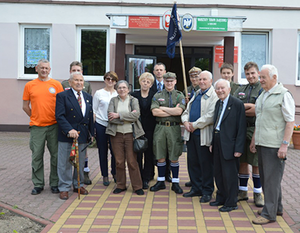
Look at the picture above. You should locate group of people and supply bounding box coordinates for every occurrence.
[22,59,295,226]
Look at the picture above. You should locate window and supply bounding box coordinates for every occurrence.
[20,25,51,78]
[297,33,300,85]
[241,32,269,79]
[77,27,109,81]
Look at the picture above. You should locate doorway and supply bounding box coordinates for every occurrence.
[135,46,213,91]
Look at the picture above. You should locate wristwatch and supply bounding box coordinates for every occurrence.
[282,140,289,145]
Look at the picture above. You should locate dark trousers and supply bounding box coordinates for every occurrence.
[110,133,142,191]
[95,122,116,177]
[187,133,214,195]
[137,129,155,182]
[257,146,284,221]
[213,133,239,207]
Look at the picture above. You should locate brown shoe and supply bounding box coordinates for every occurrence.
[60,191,69,200]
[252,216,275,225]
[257,209,283,216]
[73,187,89,195]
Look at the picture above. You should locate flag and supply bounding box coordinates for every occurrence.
[166,3,182,59]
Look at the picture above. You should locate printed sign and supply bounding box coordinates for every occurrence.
[214,45,238,64]
[197,17,228,31]
[129,16,160,29]
[162,10,171,31]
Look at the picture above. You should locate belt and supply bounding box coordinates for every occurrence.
[214,130,220,134]
[157,121,179,127]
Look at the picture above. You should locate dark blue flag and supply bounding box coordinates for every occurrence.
[166,3,182,59]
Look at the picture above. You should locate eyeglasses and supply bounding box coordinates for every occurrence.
[105,77,115,82]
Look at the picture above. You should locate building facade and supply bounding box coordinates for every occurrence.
[0,0,300,130]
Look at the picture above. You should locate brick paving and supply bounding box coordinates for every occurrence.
[0,131,299,232]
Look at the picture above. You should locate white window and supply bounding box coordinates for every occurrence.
[241,32,269,79]
[297,33,300,85]
[19,25,51,79]
[77,26,110,81]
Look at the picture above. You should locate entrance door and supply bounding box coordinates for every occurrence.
[135,46,213,91]
[125,55,156,91]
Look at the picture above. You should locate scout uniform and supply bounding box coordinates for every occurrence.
[234,81,264,206]
[150,72,186,194]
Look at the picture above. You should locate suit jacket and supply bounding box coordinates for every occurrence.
[55,89,94,143]
[212,95,246,160]
[150,79,164,94]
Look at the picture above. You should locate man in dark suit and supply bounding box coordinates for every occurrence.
[209,79,246,212]
[55,72,94,200]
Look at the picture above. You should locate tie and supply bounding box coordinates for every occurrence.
[77,92,82,108]
[247,86,253,103]
[169,92,173,107]
[214,101,223,129]
[158,82,162,92]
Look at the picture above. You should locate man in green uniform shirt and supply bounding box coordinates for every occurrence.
[220,62,240,95]
[233,62,264,207]
[150,72,186,194]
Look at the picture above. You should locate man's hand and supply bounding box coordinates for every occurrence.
[189,122,195,133]
[234,152,242,158]
[277,145,288,159]
[68,129,79,139]
[209,145,213,153]
[183,121,191,132]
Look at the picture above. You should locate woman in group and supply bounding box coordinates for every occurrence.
[93,71,118,186]
[131,72,156,189]
[106,80,144,195]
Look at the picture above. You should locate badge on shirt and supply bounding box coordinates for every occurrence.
[49,87,56,94]
[158,98,165,102]
[238,92,245,96]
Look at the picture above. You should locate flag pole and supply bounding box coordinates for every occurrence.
[179,40,188,98]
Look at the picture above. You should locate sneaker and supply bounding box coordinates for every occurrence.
[252,216,275,225]
[238,190,248,201]
[254,193,264,207]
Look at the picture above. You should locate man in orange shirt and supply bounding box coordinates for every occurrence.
[23,59,64,195]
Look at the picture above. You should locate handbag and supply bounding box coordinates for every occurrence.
[132,123,148,153]
[129,98,148,153]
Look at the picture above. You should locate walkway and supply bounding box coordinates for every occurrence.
[0,132,299,232]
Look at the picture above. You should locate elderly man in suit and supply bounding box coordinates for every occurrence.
[209,79,246,212]
[55,72,94,200]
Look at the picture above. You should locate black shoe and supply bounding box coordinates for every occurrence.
[171,183,183,194]
[150,181,166,192]
[183,190,202,198]
[209,201,224,206]
[51,186,59,194]
[185,181,192,187]
[219,205,238,212]
[143,181,149,189]
[135,189,144,195]
[31,187,44,195]
[200,195,212,203]
[113,188,127,194]
[165,175,172,183]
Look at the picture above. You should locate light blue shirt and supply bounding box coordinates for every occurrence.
[216,95,230,131]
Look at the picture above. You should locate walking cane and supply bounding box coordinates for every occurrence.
[74,132,80,200]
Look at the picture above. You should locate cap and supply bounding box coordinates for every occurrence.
[163,72,177,80]
[189,67,202,74]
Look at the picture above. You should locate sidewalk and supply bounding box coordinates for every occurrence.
[0,131,299,232]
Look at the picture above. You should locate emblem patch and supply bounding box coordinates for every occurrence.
[49,87,56,94]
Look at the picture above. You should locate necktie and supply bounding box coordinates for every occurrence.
[247,86,253,103]
[158,82,162,92]
[77,92,82,108]
[169,92,173,107]
[214,101,223,128]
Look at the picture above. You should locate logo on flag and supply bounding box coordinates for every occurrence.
[166,3,182,59]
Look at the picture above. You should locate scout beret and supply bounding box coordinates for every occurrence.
[163,72,177,79]
[189,66,202,74]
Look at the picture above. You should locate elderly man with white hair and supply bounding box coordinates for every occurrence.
[181,71,218,203]
[250,64,295,225]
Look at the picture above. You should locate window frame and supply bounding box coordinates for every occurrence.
[296,33,300,86]
[76,26,110,81]
[240,31,270,84]
[19,24,52,80]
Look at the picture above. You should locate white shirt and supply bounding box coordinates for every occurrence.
[216,95,230,131]
[93,88,117,127]
[72,89,86,117]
